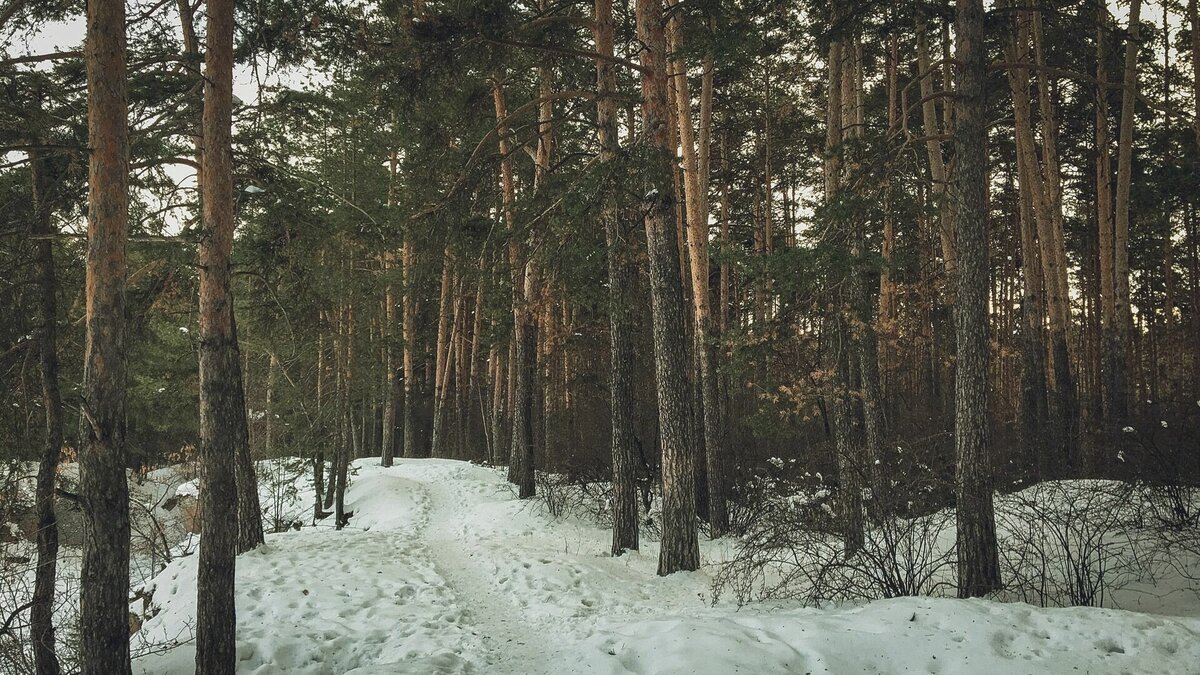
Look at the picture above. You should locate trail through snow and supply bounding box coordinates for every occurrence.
[133,458,1200,675]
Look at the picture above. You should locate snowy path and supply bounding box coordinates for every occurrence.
[414,461,564,674]
[132,458,1200,675]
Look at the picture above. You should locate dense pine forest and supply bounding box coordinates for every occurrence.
[2,0,1200,672]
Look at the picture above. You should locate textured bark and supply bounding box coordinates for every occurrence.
[1004,3,1077,472]
[1094,0,1123,421]
[462,280,482,459]
[508,263,538,499]
[666,3,727,537]
[233,314,265,553]
[314,332,327,519]
[382,154,399,467]
[431,248,453,457]
[951,0,1001,598]
[492,345,508,465]
[1031,10,1079,469]
[1190,0,1200,396]
[1112,0,1142,419]
[917,21,957,276]
[840,35,885,508]
[822,15,865,553]
[401,237,421,458]
[30,145,62,675]
[1017,168,1049,476]
[879,34,899,358]
[831,322,864,554]
[637,0,699,576]
[595,0,639,555]
[196,0,242,667]
[78,0,132,671]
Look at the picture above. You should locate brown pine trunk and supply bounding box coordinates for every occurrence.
[823,14,865,554]
[233,313,264,552]
[430,248,453,457]
[596,0,639,554]
[1017,163,1049,476]
[917,20,957,276]
[667,3,727,536]
[509,263,538,498]
[1112,0,1142,419]
[952,0,1001,598]
[196,0,249,666]
[1005,3,1077,472]
[78,0,132,671]
[879,34,899,372]
[30,143,63,675]
[1190,0,1200,395]
[1095,0,1123,420]
[1031,8,1079,468]
[490,343,507,465]
[382,152,399,467]
[314,329,327,518]
[637,0,699,575]
[401,237,421,458]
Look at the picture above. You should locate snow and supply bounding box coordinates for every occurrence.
[129,458,1200,675]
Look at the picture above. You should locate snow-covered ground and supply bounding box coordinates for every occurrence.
[129,458,1200,675]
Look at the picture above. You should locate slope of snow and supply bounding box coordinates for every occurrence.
[131,458,1200,674]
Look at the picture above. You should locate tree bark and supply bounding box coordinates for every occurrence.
[666,1,727,537]
[431,247,453,457]
[30,143,63,675]
[637,0,699,576]
[196,0,245,667]
[1003,2,1077,473]
[1112,0,1142,420]
[233,313,264,553]
[917,20,957,276]
[401,236,421,458]
[78,0,132,671]
[509,263,538,498]
[595,0,639,555]
[952,0,1002,598]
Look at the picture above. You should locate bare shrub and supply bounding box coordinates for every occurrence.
[714,461,955,606]
[996,480,1163,608]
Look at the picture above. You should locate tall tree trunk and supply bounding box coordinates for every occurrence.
[823,14,865,554]
[1017,165,1049,477]
[382,151,399,467]
[1031,8,1079,470]
[666,2,727,537]
[917,20,957,276]
[30,143,63,675]
[952,0,1002,598]
[233,313,264,552]
[1005,3,1077,473]
[431,248,453,457]
[314,330,327,519]
[637,0,699,575]
[1095,0,1124,420]
[196,0,247,667]
[1112,0,1142,419]
[595,0,639,555]
[78,0,132,671]
[401,237,420,458]
[509,263,538,498]
[1189,0,1200,395]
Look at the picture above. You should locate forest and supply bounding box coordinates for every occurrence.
[2,0,1200,672]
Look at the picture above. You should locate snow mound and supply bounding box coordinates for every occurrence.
[574,597,1200,675]
[130,458,1200,674]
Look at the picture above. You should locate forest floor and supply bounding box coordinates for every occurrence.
[123,458,1200,674]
